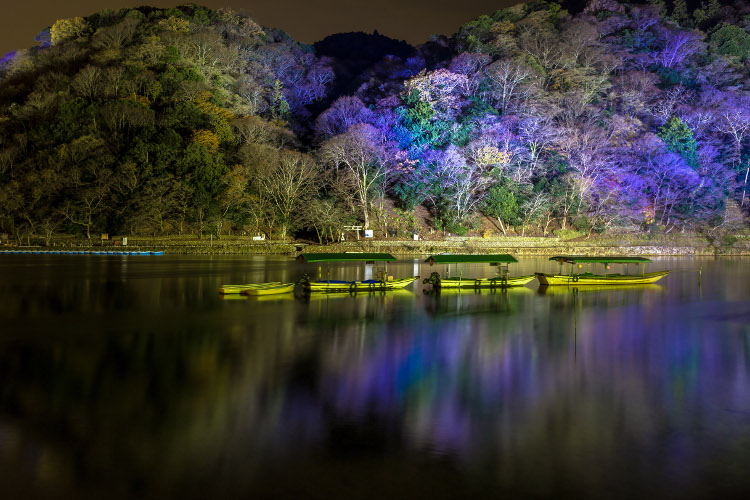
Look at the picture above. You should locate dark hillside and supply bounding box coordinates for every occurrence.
[314,31,416,96]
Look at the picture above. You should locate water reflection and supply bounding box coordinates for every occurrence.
[423,287,533,317]
[0,256,749,498]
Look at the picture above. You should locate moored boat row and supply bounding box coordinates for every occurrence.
[218,253,672,296]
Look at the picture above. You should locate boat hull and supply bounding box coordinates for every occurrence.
[535,271,670,286]
[241,283,295,296]
[305,276,419,293]
[436,275,536,288]
[219,282,282,294]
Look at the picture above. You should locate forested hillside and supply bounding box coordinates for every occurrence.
[1,1,750,243]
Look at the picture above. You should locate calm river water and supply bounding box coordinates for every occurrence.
[1,255,749,499]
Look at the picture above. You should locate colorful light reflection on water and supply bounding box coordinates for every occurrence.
[0,256,749,499]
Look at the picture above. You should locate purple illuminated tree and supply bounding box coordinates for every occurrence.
[656,27,702,69]
[422,146,489,223]
[313,96,375,139]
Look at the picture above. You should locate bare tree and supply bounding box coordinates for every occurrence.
[483,59,535,114]
[320,124,387,229]
[255,151,318,240]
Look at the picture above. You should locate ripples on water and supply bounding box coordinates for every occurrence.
[1,255,749,499]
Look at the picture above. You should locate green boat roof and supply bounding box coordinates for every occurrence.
[297,252,397,263]
[549,255,652,264]
[425,254,518,264]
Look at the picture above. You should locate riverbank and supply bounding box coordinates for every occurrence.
[5,231,750,256]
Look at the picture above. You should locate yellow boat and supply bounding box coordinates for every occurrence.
[240,283,295,296]
[432,275,537,288]
[304,276,419,293]
[297,252,419,293]
[423,254,535,289]
[218,282,282,294]
[535,256,671,286]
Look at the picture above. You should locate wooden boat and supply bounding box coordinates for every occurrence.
[297,252,418,293]
[241,283,295,296]
[422,254,535,289]
[218,282,282,294]
[535,256,671,286]
[305,276,419,293]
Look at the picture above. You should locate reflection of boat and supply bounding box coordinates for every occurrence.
[423,254,535,289]
[218,293,249,301]
[297,253,418,293]
[537,284,664,295]
[247,292,297,302]
[219,282,283,294]
[535,256,671,286]
[304,288,416,302]
[423,286,531,317]
[424,285,535,297]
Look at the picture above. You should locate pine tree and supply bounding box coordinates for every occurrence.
[671,0,691,27]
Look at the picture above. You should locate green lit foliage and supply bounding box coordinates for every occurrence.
[158,16,190,33]
[481,181,520,235]
[457,15,495,52]
[50,17,92,45]
[270,79,290,123]
[659,117,698,167]
[710,25,750,62]
[693,0,721,27]
[398,89,442,147]
[0,4,323,239]
[652,64,696,88]
[177,143,226,207]
[398,68,470,149]
[622,29,657,53]
[670,0,692,27]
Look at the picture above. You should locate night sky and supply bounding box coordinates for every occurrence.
[1,0,520,56]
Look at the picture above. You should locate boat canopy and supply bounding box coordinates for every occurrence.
[297,252,397,263]
[425,254,518,265]
[549,255,652,264]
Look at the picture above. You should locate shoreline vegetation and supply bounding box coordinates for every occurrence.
[3,230,750,256]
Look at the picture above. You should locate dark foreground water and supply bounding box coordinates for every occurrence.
[1,255,749,499]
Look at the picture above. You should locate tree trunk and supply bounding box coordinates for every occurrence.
[544,214,553,236]
[497,218,507,236]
